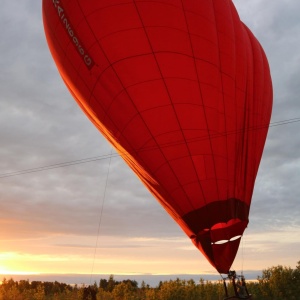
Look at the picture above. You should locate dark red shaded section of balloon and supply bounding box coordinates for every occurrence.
[182,198,249,273]
[42,0,273,273]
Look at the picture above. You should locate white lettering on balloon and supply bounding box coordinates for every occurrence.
[51,0,94,70]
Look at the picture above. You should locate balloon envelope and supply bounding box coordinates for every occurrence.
[43,0,272,273]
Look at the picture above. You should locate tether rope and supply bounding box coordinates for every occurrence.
[89,149,113,285]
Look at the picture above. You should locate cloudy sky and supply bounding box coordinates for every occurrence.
[0,0,299,281]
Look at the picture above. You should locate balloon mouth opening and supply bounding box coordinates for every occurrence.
[212,235,242,245]
[210,218,244,245]
[191,218,247,246]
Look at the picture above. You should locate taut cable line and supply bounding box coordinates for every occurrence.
[1,117,299,179]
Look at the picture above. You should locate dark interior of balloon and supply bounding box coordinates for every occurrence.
[42,0,273,274]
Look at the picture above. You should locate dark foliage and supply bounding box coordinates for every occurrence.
[1,261,299,300]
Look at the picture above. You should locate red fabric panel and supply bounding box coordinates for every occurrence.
[43,0,273,273]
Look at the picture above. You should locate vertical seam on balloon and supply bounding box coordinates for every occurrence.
[247,30,257,197]
[214,1,237,211]
[230,6,247,217]
[177,1,209,212]
[132,0,196,213]
[228,3,238,207]
[211,1,228,206]
[234,24,249,212]
[228,1,239,219]
[241,26,251,210]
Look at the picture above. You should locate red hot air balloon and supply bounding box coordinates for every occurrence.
[42,0,272,274]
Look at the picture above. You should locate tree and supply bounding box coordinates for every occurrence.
[258,264,296,299]
[33,283,45,300]
[107,275,118,293]
[157,278,190,300]
[112,281,138,300]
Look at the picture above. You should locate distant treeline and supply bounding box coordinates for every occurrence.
[1,261,300,300]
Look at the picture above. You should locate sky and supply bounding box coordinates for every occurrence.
[0,0,299,283]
